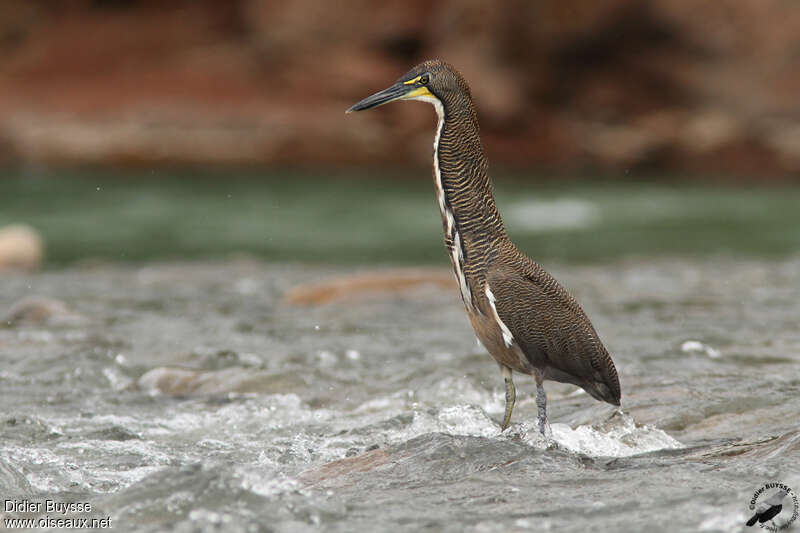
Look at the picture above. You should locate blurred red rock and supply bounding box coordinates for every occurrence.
[0,0,798,177]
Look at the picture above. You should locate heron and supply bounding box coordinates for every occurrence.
[347,59,621,434]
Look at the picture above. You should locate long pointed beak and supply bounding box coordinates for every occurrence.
[346,82,410,113]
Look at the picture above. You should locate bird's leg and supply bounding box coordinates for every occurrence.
[534,372,549,436]
[500,365,515,430]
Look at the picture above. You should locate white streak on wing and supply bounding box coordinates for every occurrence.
[485,284,514,347]
[410,93,473,312]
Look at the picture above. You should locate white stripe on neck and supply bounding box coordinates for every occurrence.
[410,94,473,312]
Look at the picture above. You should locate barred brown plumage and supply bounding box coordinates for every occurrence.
[348,59,621,434]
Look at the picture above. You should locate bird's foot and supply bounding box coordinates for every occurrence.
[537,415,552,438]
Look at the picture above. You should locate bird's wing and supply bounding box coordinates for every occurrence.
[486,263,620,404]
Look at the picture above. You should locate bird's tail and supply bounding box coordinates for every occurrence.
[746,514,759,527]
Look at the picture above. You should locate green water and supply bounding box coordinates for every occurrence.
[2,168,799,265]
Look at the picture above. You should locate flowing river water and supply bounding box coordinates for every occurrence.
[1,255,798,532]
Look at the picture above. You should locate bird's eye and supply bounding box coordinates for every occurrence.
[419,75,430,85]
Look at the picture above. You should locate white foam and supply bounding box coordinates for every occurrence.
[681,340,722,358]
[417,376,501,415]
[352,394,403,414]
[403,405,500,440]
[315,350,338,366]
[188,508,235,526]
[538,412,683,457]
[0,446,68,492]
[697,507,747,531]
[102,366,134,391]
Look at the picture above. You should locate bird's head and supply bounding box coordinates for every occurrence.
[346,59,468,114]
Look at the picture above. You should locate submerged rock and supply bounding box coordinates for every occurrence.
[283,268,454,306]
[0,224,44,271]
[138,366,301,396]
[0,457,34,498]
[298,448,390,486]
[2,296,84,327]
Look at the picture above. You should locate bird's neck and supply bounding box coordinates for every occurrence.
[430,95,506,311]
[433,97,505,241]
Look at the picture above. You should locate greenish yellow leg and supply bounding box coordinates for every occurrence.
[501,366,515,430]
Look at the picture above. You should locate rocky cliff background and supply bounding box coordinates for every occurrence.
[1,0,799,178]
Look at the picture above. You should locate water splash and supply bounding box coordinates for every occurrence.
[545,411,682,457]
[681,340,722,358]
[403,405,500,440]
